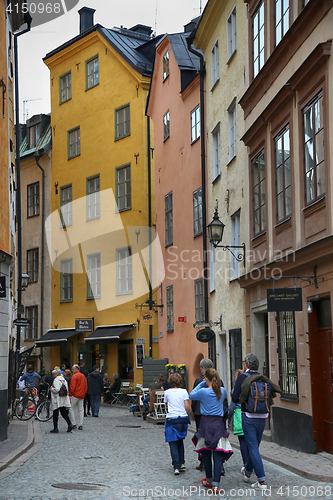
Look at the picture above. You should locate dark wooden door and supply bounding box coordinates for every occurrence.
[308,298,333,453]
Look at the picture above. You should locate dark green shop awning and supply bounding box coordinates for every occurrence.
[85,324,135,344]
[35,328,77,348]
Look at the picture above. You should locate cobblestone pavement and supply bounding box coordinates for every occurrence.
[1,406,333,500]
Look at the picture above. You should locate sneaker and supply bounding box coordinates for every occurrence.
[251,481,268,490]
[78,426,83,430]
[212,487,219,494]
[174,468,180,476]
[201,478,213,488]
[242,468,251,482]
[71,424,77,429]
[67,424,73,432]
[180,464,186,472]
[50,429,59,433]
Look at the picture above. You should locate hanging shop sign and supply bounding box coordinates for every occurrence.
[140,310,154,325]
[0,276,6,298]
[75,319,93,332]
[267,288,303,312]
[196,327,215,343]
[13,318,30,326]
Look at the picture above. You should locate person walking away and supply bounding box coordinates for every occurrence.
[164,373,194,476]
[79,361,90,416]
[192,358,214,471]
[189,368,233,494]
[21,364,41,389]
[88,365,104,417]
[69,364,87,430]
[228,369,248,471]
[232,353,281,491]
[50,368,73,433]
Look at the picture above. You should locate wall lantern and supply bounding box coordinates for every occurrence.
[207,207,246,265]
[306,294,320,314]
[21,272,30,291]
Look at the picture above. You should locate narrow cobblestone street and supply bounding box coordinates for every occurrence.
[1,406,333,500]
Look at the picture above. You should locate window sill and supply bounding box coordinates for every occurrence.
[226,154,236,167]
[86,215,101,222]
[165,242,173,248]
[226,49,237,65]
[194,231,202,238]
[68,154,80,161]
[163,74,169,83]
[117,206,132,213]
[210,78,220,92]
[115,132,131,142]
[163,135,170,143]
[302,195,326,216]
[212,173,221,184]
[85,83,99,92]
[191,136,200,146]
[167,329,174,333]
[274,216,292,235]
[116,291,133,296]
[60,97,72,105]
[209,288,215,294]
[60,299,73,303]
[27,214,40,219]
[87,295,101,300]
[279,395,299,403]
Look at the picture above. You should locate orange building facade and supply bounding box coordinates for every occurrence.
[147,26,209,390]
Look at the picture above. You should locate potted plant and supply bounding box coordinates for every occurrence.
[177,364,186,374]
[165,363,176,373]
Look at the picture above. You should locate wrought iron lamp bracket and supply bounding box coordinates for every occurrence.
[212,242,246,266]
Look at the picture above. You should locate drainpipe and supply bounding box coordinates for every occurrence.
[14,13,32,383]
[187,35,216,367]
[34,150,44,370]
[147,115,153,358]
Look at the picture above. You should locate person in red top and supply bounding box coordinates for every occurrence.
[68,364,87,430]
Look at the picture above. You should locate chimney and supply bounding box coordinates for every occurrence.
[79,7,96,34]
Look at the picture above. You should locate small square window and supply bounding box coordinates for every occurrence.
[115,104,130,140]
[86,55,99,89]
[60,71,71,104]
[163,110,170,141]
[68,127,80,159]
[191,105,200,143]
[163,49,169,80]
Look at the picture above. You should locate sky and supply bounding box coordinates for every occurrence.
[18,0,208,123]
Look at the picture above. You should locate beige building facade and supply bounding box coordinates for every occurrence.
[193,0,249,394]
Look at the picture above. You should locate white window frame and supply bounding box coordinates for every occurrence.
[193,187,202,236]
[275,0,289,46]
[116,247,133,295]
[191,105,200,143]
[211,38,220,88]
[194,278,204,323]
[60,184,72,227]
[86,174,100,221]
[86,55,99,89]
[87,253,101,299]
[228,98,237,163]
[212,123,221,180]
[61,258,73,302]
[163,110,170,141]
[253,0,265,78]
[230,211,241,280]
[60,71,71,104]
[227,5,237,61]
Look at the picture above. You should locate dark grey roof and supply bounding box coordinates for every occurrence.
[168,32,200,72]
[44,24,163,78]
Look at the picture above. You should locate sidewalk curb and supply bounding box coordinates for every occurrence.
[0,420,34,472]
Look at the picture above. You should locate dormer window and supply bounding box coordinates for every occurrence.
[163,49,169,80]
[28,124,40,148]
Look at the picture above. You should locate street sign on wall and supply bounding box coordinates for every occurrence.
[75,319,93,332]
[267,288,303,312]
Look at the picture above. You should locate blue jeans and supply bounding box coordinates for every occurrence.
[238,434,249,466]
[242,414,266,482]
[169,440,184,469]
[201,449,223,487]
[143,396,150,411]
[90,395,101,416]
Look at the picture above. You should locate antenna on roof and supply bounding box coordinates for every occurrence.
[200,0,202,14]
[154,0,158,36]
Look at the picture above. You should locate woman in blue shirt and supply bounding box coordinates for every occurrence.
[189,368,233,494]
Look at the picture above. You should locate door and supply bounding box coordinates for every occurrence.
[308,297,333,453]
[77,342,95,372]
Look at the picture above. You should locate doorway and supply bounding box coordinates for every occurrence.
[77,343,96,372]
[308,296,333,453]
[251,311,269,379]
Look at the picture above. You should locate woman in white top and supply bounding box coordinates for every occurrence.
[164,372,194,475]
[50,368,73,433]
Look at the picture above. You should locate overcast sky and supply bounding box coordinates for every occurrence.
[18,0,208,123]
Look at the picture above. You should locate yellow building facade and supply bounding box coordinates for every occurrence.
[41,9,160,385]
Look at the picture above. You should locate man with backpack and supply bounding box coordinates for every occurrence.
[232,353,281,491]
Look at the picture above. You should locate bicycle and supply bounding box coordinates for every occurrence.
[35,383,52,422]
[14,384,37,420]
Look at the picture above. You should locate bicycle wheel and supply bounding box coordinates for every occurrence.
[36,400,52,422]
[15,397,36,420]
